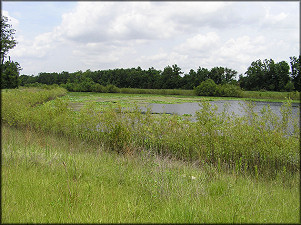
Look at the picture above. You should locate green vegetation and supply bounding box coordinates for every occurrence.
[2,124,299,223]
[21,82,301,102]
[18,56,300,92]
[242,90,300,101]
[240,57,300,92]
[2,87,299,175]
[1,87,300,223]
[1,16,22,89]
[120,87,195,96]
[194,79,243,97]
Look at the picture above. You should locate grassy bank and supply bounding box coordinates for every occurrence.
[242,90,300,101]
[120,88,300,101]
[2,88,300,176]
[2,124,299,223]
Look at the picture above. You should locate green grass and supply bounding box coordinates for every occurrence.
[242,90,300,101]
[2,88,300,176]
[1,87,300,222]
[64,90,300,105]
[2,124,299,223]
[119,87,300,101]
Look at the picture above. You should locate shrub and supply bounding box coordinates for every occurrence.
[194,79,217,96]
[106,84,120,93]
[216,84,243,97]
[92,83,107,93]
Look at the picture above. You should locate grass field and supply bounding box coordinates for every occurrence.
[1,87,300,223]
[2,124,299,223]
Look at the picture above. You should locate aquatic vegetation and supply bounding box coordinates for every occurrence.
[1,88,300,177]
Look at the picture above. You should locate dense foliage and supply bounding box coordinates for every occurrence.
[18,56,300,93]
[195,79,243,97]
[239,57,300,92]
[194,79,217,96]
[1,60,22,89]
[19,65,239,91]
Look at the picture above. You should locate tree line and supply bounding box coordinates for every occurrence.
[239,57,300,92]
[18,56,300,92]
[19,65,240,92]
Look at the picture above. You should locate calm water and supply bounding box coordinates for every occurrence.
[141,100,300,120]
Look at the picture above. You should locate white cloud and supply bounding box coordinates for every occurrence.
[175,32,220,53]
[56,2,180,43]
[3,1,299,76]
[10,31,60,59]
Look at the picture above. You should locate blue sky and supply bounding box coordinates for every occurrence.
[2,1,299,76]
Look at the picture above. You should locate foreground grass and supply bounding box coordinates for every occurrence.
[2,124,299,223]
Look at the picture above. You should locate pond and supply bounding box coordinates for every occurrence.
[140,100,300,120]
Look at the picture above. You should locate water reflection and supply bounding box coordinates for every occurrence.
[141,100,300,119]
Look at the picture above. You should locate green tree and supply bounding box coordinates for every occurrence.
[284,80,295,92]
[274,61,290,91]
[1,16,17,64]
[1,60,21,88]
[208,67,237,85]
[243,59,265,90]
[1,16,22,89]
[241,59,290,91]
[161,64,183,89]
[209,67,224,84]
[290,56,300,91]
[196,67,210,86]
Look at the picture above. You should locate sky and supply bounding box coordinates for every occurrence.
[2,1,300,78]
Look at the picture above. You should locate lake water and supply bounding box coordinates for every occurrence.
[140,100,300,120]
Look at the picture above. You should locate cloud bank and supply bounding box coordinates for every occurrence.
[4,1,299,76]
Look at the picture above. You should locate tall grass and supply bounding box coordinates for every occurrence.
[2,124,299,223]
[1,87,299,177]
[1,87,66,127]
[242,90,300,100]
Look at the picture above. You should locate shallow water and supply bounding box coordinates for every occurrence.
[141,100,300,119]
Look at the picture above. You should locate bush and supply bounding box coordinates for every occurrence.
[106,84,120,93]
[194,79,217,96]
[92,83,107,93]
[195,79,242,97]
[216,84,243,97]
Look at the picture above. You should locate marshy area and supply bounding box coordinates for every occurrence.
[1,87,300,223]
